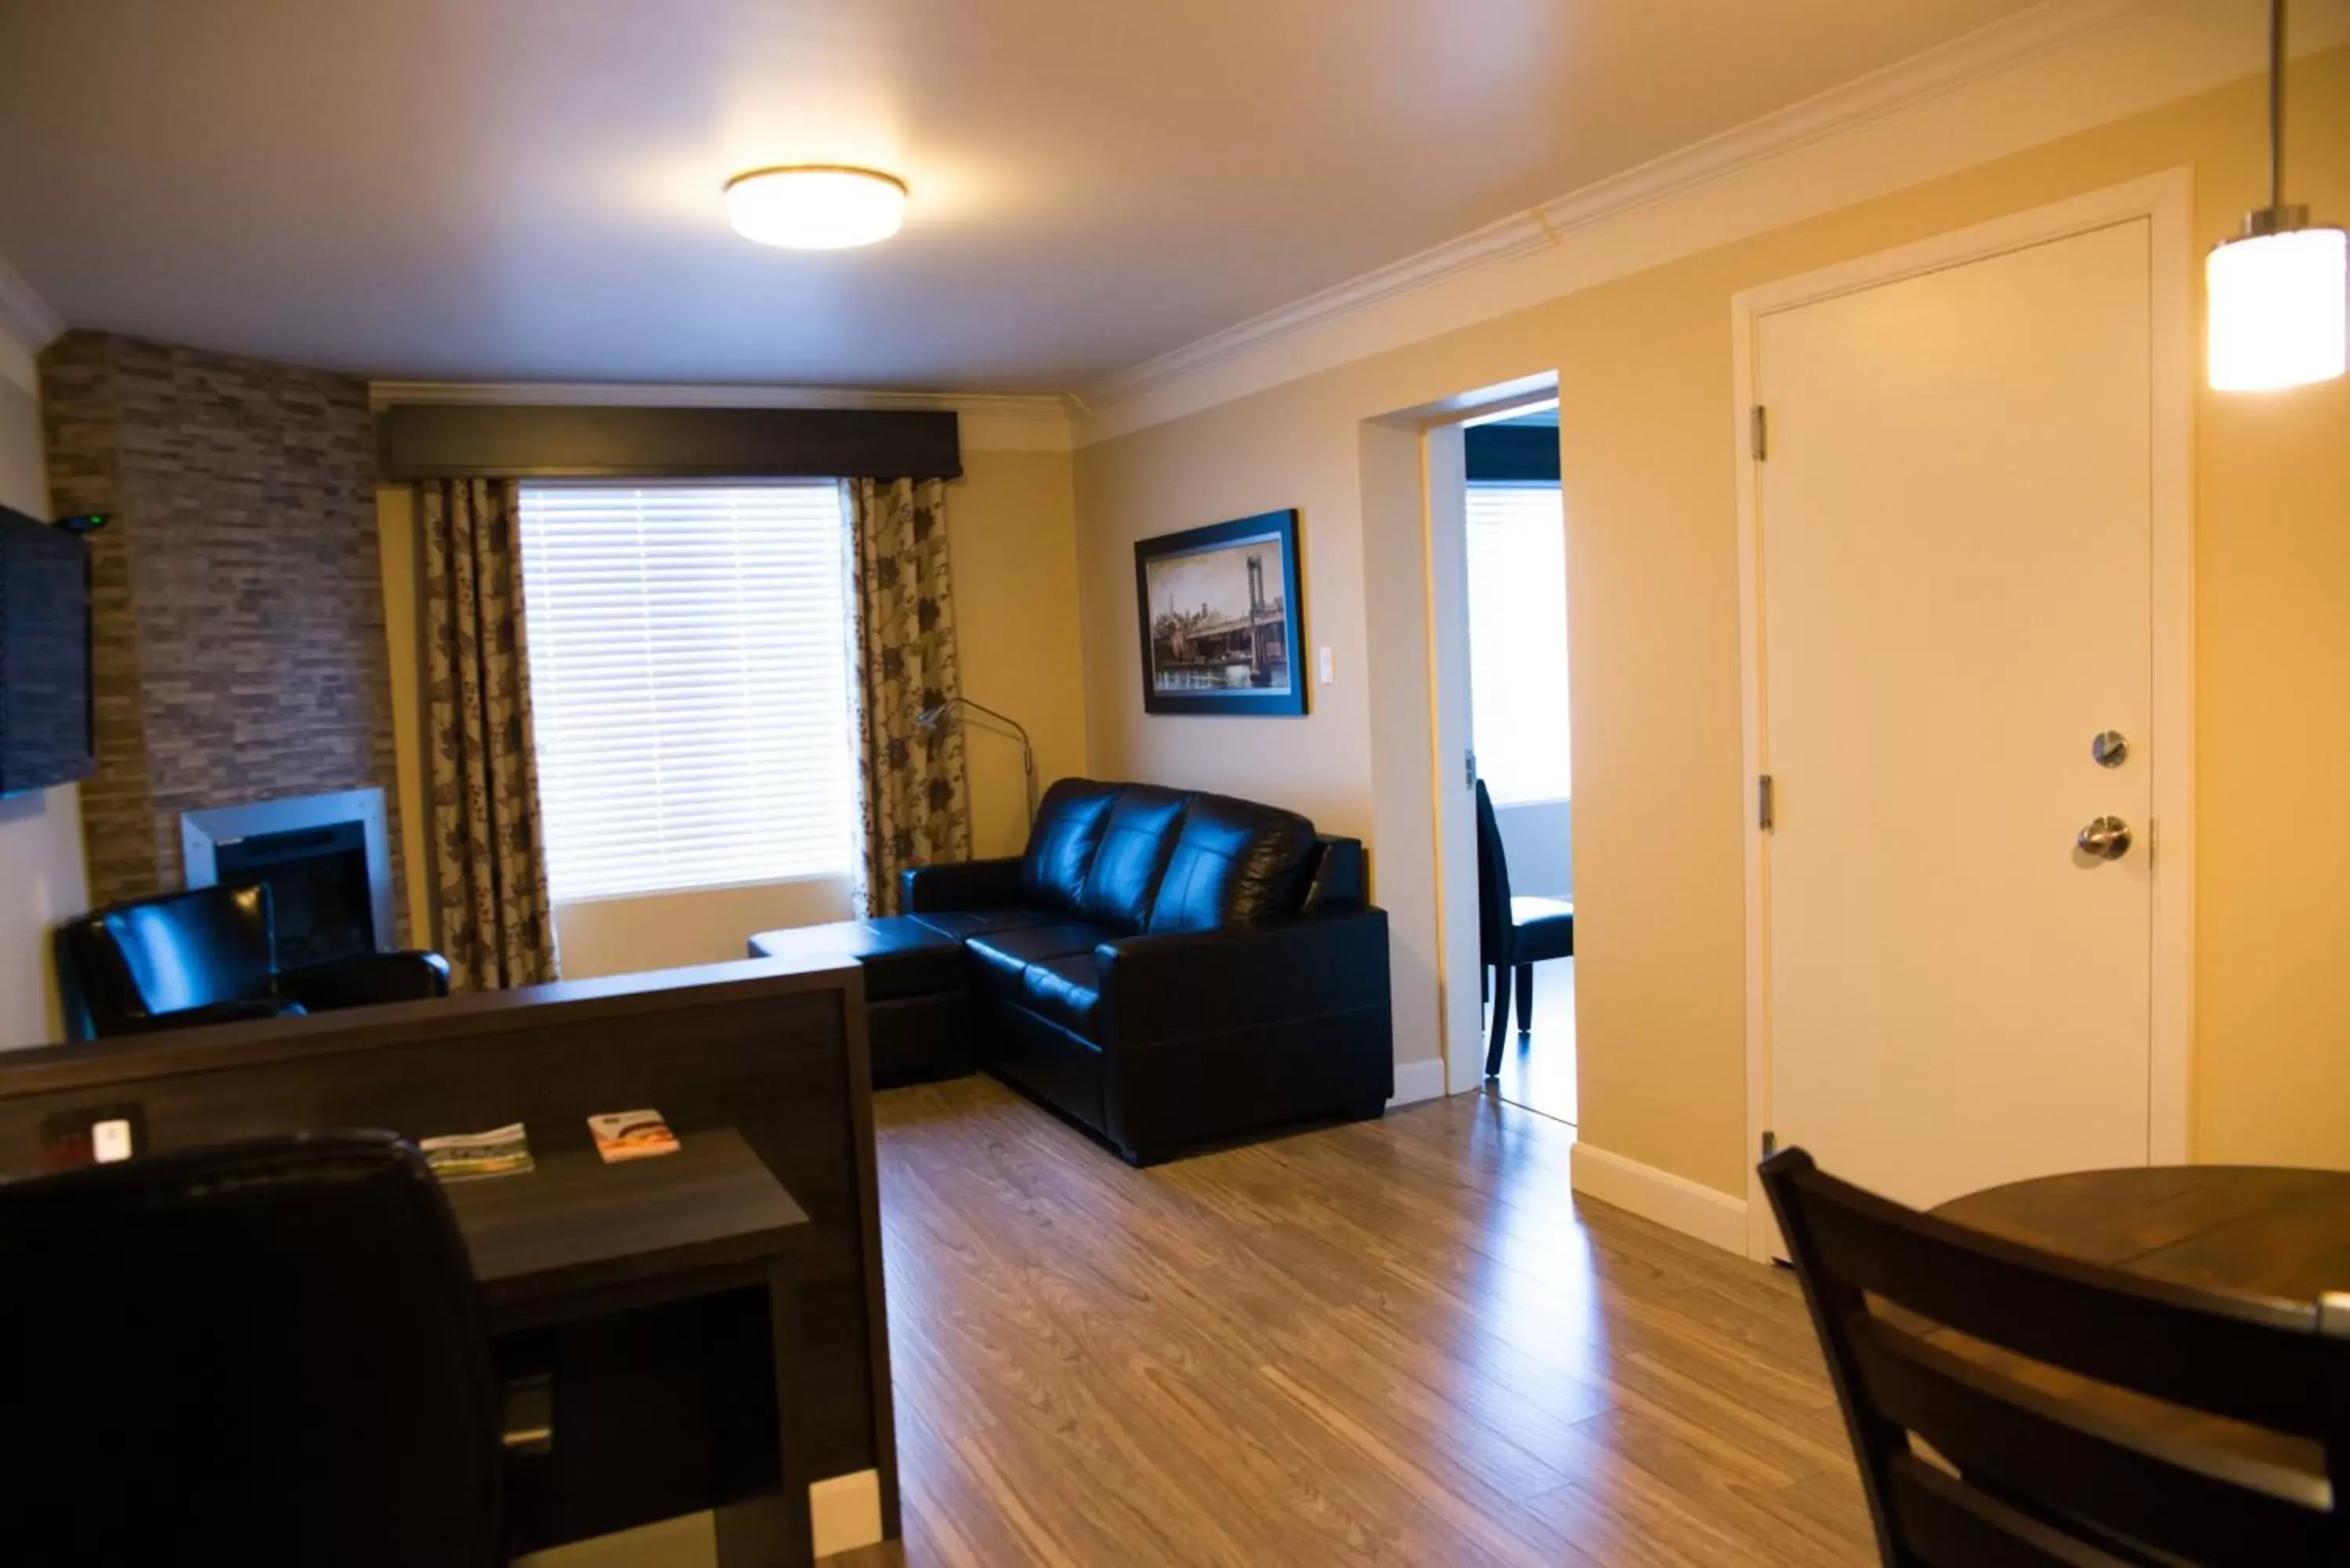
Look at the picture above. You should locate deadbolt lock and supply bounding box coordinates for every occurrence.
[2091,730,2128,768]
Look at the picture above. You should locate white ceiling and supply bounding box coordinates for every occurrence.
[0,0,2046,392]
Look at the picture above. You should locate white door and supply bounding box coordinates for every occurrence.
[1755,219,2157,1220]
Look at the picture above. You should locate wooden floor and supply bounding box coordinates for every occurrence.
[1491,958,1578,1127]
[837,1075,1874,1566]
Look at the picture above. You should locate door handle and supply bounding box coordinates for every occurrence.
[2077,816,2131,861]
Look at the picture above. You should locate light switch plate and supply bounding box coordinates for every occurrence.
[1317,647,1335,685]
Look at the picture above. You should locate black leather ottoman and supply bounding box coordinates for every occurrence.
[747,916,976,1089]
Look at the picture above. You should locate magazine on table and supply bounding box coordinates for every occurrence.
[589,1108,681,1163]
[418,1122,534,1182]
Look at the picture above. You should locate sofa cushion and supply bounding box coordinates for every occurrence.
[1020,779,1123,915]
[1146,793,1319,933]
[907,906,1058,944]
[1077,786,1188,930]
[746,916,964,1003]
[1022,952,1104,1039]
[964,922,1119,1001]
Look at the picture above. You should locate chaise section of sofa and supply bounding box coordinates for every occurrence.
[902,778,1393,1164]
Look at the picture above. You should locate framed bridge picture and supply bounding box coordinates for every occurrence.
[1133,509,1307,717]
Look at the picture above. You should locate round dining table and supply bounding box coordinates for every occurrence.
[1932,1164,2350,1300]
[1924,1165,2350,1472]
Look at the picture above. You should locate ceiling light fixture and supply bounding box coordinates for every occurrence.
[724,165,908,250]
[2207,0,2346,392]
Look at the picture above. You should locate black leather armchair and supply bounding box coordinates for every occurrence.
[53,883,451,1041]
[0,1130,504,1567]
[902,779,1393,1164]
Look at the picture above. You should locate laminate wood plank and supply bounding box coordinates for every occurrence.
[844,1074,1873,1566]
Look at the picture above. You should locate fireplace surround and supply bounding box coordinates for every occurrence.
[181,788,394,970]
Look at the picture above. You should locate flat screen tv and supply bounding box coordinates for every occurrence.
[0,504,94,797]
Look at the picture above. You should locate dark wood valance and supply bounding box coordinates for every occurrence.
[1464,422,1560,483]
[376,403,962,482]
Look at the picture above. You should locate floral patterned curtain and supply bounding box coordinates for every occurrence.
[846,477,972,916]
[421,479,560,989]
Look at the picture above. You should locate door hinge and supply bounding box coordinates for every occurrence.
[1465,749,1477,791]
[1751,404,1769,461]
[1761,1129,1777,1162]
[1758,773,1776,832]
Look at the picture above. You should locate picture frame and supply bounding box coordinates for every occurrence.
[1133,509,1307,717]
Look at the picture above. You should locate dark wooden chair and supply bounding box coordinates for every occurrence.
[1761,1146,2350,1567]
[1475,778,1574,1078]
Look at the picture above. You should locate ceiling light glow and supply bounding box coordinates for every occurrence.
[725,165,906,250]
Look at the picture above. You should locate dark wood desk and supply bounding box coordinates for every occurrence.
[446,1130,816,1566]
[0,959,896,1558]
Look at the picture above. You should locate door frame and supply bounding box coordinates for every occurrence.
[1731,169,2196,1262]
[1415,385,1562,1097]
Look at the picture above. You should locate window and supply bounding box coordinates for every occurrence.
[1465,483,1571,804]
[517,480,855,902]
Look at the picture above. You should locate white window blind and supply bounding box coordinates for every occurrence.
[517,480,855,903]
[1466,483,1572,805]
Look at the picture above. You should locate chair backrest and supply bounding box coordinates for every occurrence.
[55,883,278,1034]
[1473,778,1512,966]
[1761,1147,2350,1568]
[0,1131,504,1568]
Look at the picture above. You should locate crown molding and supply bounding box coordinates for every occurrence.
[0,247,64,395]
[369,379,1076,452]
[1075,0,2342,443]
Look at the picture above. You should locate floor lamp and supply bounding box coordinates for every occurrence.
[915,696,1037,829]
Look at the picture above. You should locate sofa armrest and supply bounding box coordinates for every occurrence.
[1096,908,1390,1049]
[900,856,1025,914]
[278,949,453,1011]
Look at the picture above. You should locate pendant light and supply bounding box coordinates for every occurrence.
[2207,0,2347,391]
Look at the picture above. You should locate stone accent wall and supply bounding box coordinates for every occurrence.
[39,331,407,939]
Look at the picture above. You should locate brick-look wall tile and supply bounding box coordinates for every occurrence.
[38,332,409,944]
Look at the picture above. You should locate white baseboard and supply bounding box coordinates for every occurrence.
[810,1469,885,1559]
[1570,1142,1748,1255]
[1389,1056,1446,1107]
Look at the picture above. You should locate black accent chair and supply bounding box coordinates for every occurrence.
[53,883,451,1041]
[0,1131,504,1568]
[902,778,1393,1165]
[1761,1146,2350,1567]
[1475,779,1574,1078]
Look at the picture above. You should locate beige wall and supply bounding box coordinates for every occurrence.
[379,442,1086,981]
[1073,50,2350,1193]
[0,363,92,1047]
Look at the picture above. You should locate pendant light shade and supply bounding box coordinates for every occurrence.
[2207,224,2348,391]
[2208,0,2347,392]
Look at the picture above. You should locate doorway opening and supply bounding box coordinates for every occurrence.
[1459,406,1575,1125]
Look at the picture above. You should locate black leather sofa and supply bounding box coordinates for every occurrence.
[899,779,1393,1165]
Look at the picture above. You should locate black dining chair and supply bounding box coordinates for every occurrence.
[0,1130,506,1568]
[1761,1146,2350,1567]
[1475,778,1574,1078]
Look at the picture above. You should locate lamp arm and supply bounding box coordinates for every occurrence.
[933,696,1039,828]
[942,695,1031,752]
